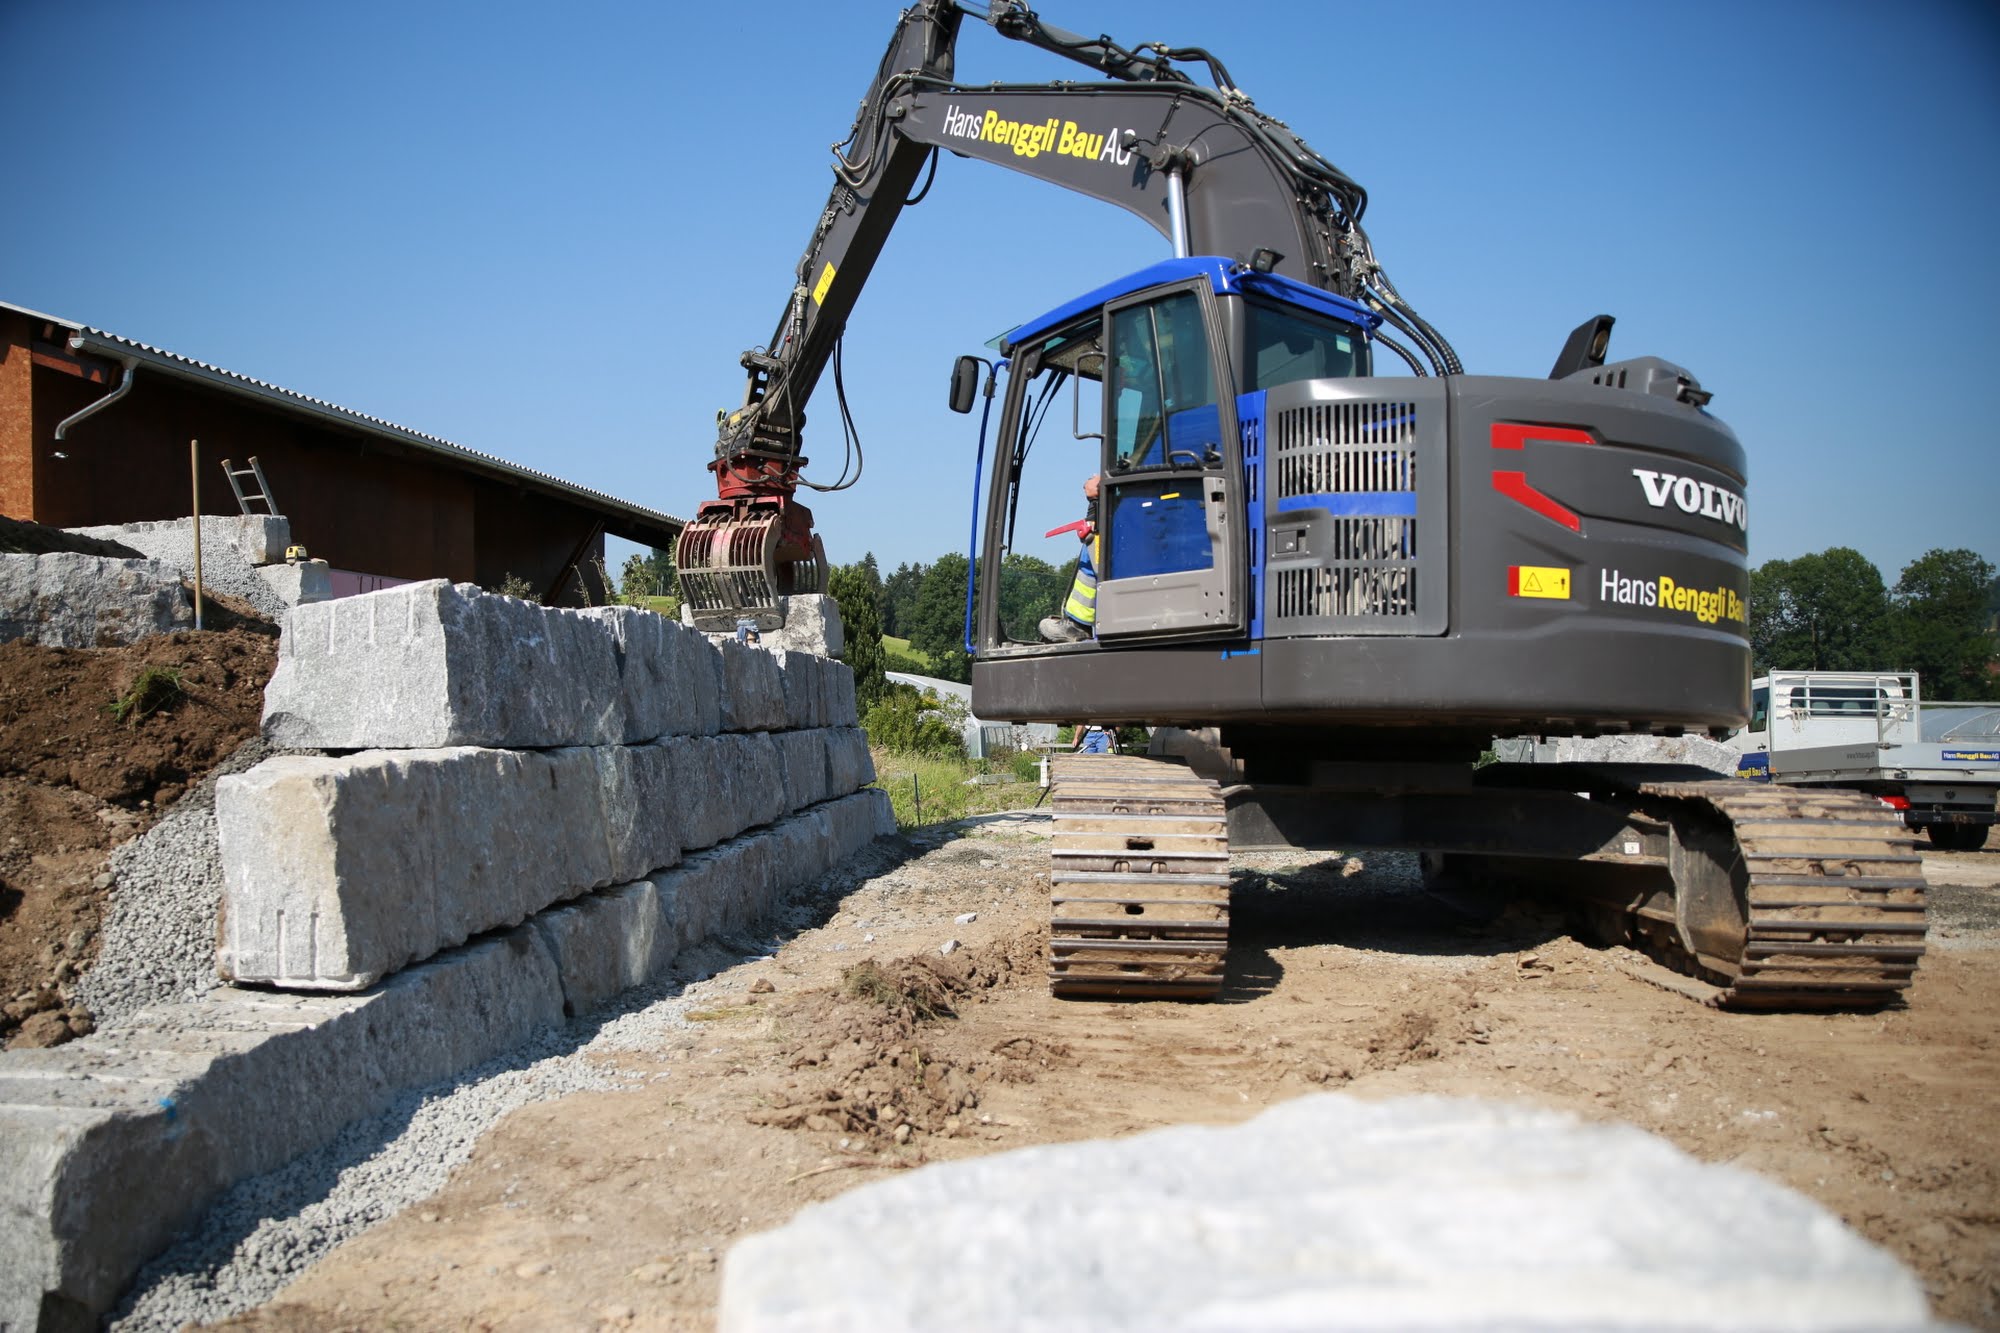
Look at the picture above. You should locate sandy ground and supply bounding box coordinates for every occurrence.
[216,821,2000,1332]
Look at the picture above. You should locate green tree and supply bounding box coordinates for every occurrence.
[1746,548,1892,672]
[828,559,888,710]
[905,552,972,682]
[618,546,676,602]
[1892,548,1998,700]
[881,561,927,638]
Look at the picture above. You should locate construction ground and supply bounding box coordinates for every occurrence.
[1,566,1996,1330]
[188,829,1998,1332]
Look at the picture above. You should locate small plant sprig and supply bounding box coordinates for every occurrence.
[109,666,185,725]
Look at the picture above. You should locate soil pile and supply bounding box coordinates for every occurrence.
[0,623,276,1047]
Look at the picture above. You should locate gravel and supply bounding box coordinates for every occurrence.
[107,999,659,1330]
[101,844,910,1331]
[75,739,282,1030]
[71,518,290,619]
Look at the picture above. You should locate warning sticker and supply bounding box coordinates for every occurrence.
[1508,565,1571,599]
[812,261,837,307]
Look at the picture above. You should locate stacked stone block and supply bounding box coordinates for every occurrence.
[219,581,886,991]
[1,581,892,1331]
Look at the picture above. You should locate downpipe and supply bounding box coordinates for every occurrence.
[53,346,138,441]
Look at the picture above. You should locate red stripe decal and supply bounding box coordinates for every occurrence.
[1492,471,1582,532]
[1491,422,1596,450]
[1507,565,1522,596]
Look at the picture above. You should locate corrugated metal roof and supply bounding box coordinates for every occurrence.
[4,299,686,541]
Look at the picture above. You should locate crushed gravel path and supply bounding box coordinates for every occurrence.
[104,837,916,1331]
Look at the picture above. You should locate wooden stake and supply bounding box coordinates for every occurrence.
[190,440,204,631]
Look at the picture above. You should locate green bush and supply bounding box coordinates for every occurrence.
[862,683,966,758]
[1010,750,1043,782]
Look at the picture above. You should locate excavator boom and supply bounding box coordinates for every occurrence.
[676,0,1442,629]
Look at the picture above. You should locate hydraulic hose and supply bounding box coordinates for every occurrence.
[1370,328,1428,377]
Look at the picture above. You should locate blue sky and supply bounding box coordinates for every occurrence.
[5,1,1996,587]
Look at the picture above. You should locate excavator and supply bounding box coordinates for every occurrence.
[677,0,1927,1009]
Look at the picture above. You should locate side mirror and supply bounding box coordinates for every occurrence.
[948,356,981,414]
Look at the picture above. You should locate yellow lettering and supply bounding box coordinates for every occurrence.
[981,110,999,143]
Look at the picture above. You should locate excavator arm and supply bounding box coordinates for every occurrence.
[677,0,1456,629]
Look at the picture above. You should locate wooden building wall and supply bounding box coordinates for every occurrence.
[1,310,611,605]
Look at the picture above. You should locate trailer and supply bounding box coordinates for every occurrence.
[1728,672,2000,850]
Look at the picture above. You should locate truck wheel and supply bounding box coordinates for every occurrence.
[1926,823,1988,852]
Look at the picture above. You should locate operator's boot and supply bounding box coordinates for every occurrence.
[1039,615,1089,643]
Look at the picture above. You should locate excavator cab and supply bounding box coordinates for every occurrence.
[970,256,1380,655]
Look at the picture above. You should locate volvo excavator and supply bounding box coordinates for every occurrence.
[677,0,1927,1010]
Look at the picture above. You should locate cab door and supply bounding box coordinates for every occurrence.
[1091,283,1246,640]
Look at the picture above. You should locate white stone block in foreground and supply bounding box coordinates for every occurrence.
[720,1095,1935,1333]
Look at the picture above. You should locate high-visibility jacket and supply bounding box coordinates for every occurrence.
[1063,536,1100,627]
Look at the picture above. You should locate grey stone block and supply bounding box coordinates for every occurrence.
[663,736,735,852]
[70,516,292,618]
[681,628,724,737]
[590,743,683,885]
[0,932,565,1333]
[1522,733,1738,776]
[770,651,824,730]
[74,515,291,566]
[579,605,717,743]
[765,594,844,659]
[718,732,787,833]
[715,638,787,733]
[771,729,830,812]
[825,727,876,796]
[72,515,291,567]
[828,661,858,727]
[529,880,677,1018]
[720,1094,1935,1333]
[824,788,895,855]
[261,580,624,750]
[762,809,833,900]
[215,747,613,990]
[253,559,331,607]
[0,552,193,648]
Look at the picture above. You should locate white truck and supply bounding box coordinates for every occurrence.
[1729,671,2000,850]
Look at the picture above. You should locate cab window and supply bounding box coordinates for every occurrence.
[1107,291,1219,469]
[1245,297,1368,388]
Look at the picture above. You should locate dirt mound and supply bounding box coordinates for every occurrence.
[0,627,275,805]
[745,933,1069,1146]
[0,514,142,558]
[0,625,277,1047]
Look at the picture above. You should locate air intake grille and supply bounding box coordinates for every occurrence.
[1272,402,1417,499]
[1268,401,1422,627]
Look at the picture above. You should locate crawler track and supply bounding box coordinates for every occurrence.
[1047,754,1228,999]
[1631,779,1929,1010]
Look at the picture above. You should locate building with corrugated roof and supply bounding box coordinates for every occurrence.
[0,300,682,605]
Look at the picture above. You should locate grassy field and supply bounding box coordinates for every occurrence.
[868,749,1043,829]
[881,635,935,673]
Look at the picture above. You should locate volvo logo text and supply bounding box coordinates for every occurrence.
[1632,469,1747,531]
